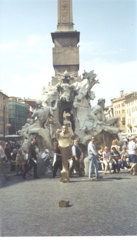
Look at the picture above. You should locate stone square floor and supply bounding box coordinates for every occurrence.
[0,170,137,237]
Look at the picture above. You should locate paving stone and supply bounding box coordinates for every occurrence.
[0,171,137,236]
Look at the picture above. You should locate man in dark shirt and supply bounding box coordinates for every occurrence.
[52,142,62,178]
[22,138,40,179]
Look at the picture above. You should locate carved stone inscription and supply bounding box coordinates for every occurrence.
[61,0,70,22]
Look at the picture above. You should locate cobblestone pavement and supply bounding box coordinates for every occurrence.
[0,170,137,237]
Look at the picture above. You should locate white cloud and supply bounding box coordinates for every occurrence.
[0,34,51,55]
[80,40,104,56]
[9,66,54,99]
[80,40,127,62]
[25,35,44,47]
[0,41,20,52]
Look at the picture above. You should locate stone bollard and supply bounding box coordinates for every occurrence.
[84,157,90,176]
[37,158,46,176]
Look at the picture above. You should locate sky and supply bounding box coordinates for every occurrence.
[0,0,137,106]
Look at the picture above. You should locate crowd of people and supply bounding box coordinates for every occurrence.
[0,135,137,181]
[96,136,137,178]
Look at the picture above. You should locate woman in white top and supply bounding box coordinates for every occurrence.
[102,146,112,173]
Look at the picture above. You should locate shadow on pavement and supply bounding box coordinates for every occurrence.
[1,171,133,188]
[0,172,53,188]
[100,177,131,181]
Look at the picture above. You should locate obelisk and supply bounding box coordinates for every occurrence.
[57,0,74,31]
[51,0,80,81]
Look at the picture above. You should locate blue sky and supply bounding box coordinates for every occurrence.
[0,0,137,106]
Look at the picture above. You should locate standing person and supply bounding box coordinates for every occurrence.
[0,141,10,180]
[41,149,51,173]
[52,143,62,178]
[79,148,84,175]
[15,149,26,173]
[24,150,32,176]
[4,143,12,173]
[22,138,40,179]
[70,139,83,177]
[88,137,102,180]
[68,148,73,173]
[128,137,137,164]
[11,149,17,172]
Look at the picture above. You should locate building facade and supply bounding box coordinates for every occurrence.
[8,97,29,134]
[125,92,137,133]
[111,91,137,133]
[24,98,36,118]
[0,91,9,138]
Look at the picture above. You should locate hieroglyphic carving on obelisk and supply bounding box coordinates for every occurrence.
[57,0,74,31]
